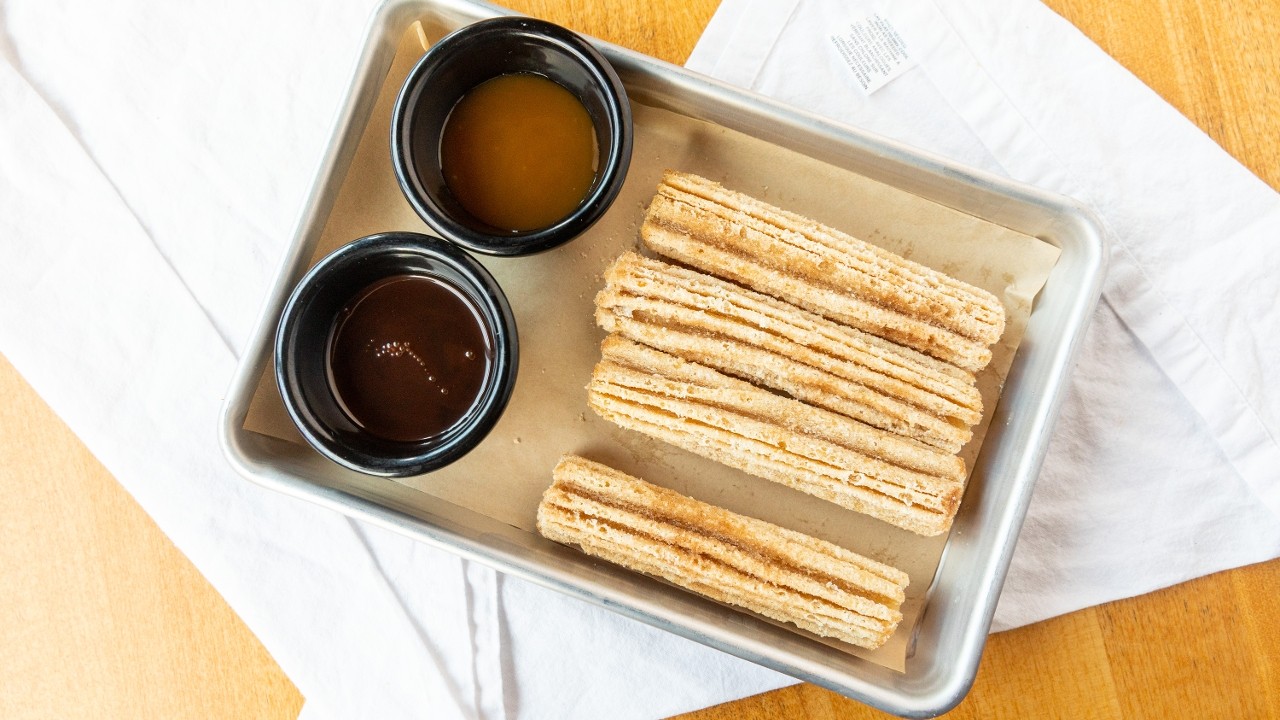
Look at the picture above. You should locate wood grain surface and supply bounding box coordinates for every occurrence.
[1,0,1277,718]
[0,350,305,720]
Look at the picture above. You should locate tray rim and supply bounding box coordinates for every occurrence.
[218,0,1107,716]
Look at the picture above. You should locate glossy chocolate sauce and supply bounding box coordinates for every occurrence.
[328,274,492,442]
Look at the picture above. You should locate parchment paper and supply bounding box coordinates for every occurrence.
[243,23,1061,671]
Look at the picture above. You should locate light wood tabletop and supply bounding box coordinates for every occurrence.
[1,0,1277,718]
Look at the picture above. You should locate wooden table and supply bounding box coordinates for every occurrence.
[2,0,1277,718]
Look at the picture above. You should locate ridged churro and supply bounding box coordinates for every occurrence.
[536,455,910,649]
[640,171,1006,372]
[596,251,981,453]
[587,337,965,536]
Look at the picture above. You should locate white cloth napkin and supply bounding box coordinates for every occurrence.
[0,2,787,718]
[687,0,1280,629]
[1,1,1277,718]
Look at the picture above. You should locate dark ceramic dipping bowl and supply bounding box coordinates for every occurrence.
[391,16,633,256]
[276,232,518,477]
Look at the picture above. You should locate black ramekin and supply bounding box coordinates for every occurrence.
[275,232,518,477]
[390,16,633,256]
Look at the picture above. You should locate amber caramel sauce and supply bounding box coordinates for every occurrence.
[328,275,492,442]
[440,73,597,232]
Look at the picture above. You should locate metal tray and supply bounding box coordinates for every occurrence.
[219,0,1106,715]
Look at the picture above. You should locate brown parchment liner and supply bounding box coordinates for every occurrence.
[243,23,1061,671]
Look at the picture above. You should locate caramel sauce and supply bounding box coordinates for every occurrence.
[440,73,597,232]
[328,274,491,442]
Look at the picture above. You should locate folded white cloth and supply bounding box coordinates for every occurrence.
[1,1,1276,719]
[0,2,786,717]
[687,0,1280,630]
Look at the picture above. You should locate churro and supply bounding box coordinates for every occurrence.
[596,251,981,452]
[587,337,965,536]
[537,455,910,649]
[640,171,1006,371]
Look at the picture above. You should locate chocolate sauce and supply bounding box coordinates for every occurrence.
[328,274,492,442]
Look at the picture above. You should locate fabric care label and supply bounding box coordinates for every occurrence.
[829,13,915,95]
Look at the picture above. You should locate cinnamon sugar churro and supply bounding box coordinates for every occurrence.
[587,337,965,536]
[596,251,981,453]
[640,171,1006,372]
[536,455,909,649]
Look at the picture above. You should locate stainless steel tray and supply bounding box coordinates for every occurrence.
[219,0,1106,715]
